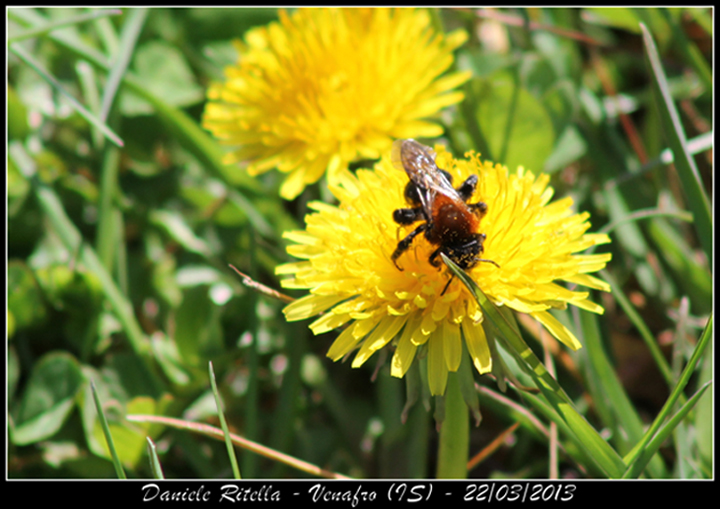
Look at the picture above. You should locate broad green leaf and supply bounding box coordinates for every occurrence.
[7,85,30,140]
[92,395,167,470]
[174,285,225,367]
[585,7,674,47]
[149,209,213,258]
[104,352,163,399]
[120,40,204,116]
[10,147,155,367]
[35,264,104,357]
[584,7,644,33]
[181,181,252,228]
[12,352,84,445]
[7,262,47,334]
[544,125,588,173]
[8,347,21,408]
[470,73,555,173]
[150,331,192,386]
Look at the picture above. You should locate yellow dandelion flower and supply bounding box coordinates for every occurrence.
[202,8,471,199]
[276,140,612,396]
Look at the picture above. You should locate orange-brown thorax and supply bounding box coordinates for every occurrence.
[426,194,479,244]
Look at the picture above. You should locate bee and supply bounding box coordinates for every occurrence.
[390,139,498,289]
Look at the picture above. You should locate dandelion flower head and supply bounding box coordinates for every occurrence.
[202,8,470,199]
[277,141,612,396]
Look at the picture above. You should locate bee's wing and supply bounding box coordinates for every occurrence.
[391,139,460,214]
[392,139,437,175]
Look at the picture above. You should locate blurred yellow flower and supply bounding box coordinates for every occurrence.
[202,8,470,199]
[276,141,612,396]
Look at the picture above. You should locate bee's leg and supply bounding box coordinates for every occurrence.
[456,174,478,201]
[428,246,443,268]
[393,206,424,225]
[392,223,427,270]
[440,275,455,296]
[468,201,488,218]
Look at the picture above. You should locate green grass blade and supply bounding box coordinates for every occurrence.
[7,8,122,43]
[99,8,147,122]
[91,380,126,479]
[10,8,273,239]
[436,373,469,479]
[11,9,118,78]
[146,437,165,479]
[599,207,693,235]
[600,269,674,385]
[95,147,122,272]
[443,254,627,478]
[623,380,711,479]
[9,43,124,148]
[658,9,712,93]
[269,326,307,477]
[242,267,260,478]
[640,23,712,264]
[694,338,713,476]
[208,362,242,479]
[646,219,712,314]
[622,314,713,478]
[506,385,601,475]
[75,58,103,147]
[576,309,667,478]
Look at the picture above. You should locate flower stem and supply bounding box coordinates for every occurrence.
[436,372,469,478]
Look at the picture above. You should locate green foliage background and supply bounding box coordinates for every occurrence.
[7,7,712,479]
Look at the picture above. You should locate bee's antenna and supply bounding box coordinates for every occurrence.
[478,258,500,268]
